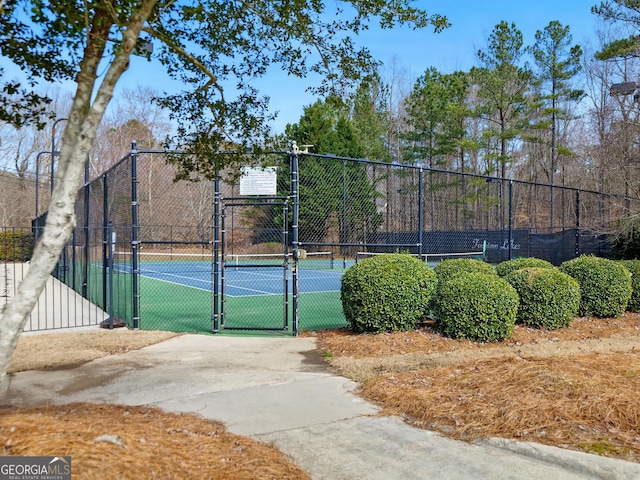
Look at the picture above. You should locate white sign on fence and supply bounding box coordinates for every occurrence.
[239,167,278,196]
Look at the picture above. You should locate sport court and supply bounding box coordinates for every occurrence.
[48,147,620,336]
[115,251,349,333]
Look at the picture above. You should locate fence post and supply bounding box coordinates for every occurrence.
[283,202,289,330]
[82,158,90,298]
[290,143,300,336]
[71,229,77,291]
[212,176,220,333]
[102,173,108,311]
[508,179,513,260]
[418,168,423,259]
[131,142,140,330]
[575,190,580,258]
[220,201,227,329]
[342,159,347,269]
[107,221,114,329]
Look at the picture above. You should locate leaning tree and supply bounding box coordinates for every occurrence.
[0,0,448,385]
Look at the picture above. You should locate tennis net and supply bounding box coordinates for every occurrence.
[225,251,334,270]
[112,250,335,273]
[355,245,487,265]
[113,251,213,274]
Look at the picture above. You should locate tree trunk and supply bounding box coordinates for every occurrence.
[0,2,157,387]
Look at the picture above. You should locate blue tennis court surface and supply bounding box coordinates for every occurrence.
[117,260,347,297]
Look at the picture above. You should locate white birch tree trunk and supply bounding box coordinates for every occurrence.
[0,2,158,387]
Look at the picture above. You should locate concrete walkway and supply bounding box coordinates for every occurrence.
[1,334,639,479]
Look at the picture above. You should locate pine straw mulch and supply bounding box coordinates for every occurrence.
[2,329,310,479]
[0,403,309,480]
[314,313,640,463]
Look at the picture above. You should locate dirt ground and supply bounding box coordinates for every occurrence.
[3,314,640,477]
[315,313,640,463]
[7,328,180,374]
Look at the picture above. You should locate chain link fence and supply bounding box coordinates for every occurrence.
[26,145,639,334]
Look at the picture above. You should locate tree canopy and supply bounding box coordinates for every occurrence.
[1,1,448,172]
[470,21,531,178]
[593,1,640,59]
[280,98,381,245]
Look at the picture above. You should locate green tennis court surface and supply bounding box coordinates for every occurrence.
[66,252,348,334]
[136,275,346,333]
[63,249,484,334]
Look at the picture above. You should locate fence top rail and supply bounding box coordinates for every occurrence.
[134,148,289,156]
[300,242,421,248]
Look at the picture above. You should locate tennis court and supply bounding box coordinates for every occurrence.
[118,251,345,295]
[112,251,350,333]
[120,248,487,333]
[79,245,488,334]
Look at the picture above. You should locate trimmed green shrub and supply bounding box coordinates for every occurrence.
[496,257,555,277]
[620,260,640,312]
[0,230,34,261]
[433,258,496,285]
[505,267,580,329]
[340,253,437,333]
[433,272,518,342]
[559,256,632,318]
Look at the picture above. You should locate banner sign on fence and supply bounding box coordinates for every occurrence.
[239,167,277,196]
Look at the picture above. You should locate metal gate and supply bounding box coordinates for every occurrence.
[212,195,295,333]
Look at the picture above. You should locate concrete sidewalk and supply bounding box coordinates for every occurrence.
[1,334,639,479]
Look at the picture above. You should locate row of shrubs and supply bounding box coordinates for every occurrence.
[340,253,638,343]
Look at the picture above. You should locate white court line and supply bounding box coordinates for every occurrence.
[137,271,279,297]
[119,263,342,281]
[141,269,212,284]
[139,276,211,292]
[109,263,339,297]
[225,288,341,298]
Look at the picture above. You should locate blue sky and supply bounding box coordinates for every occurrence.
[372,0,597,72]
[248,0,600,131]
[226,0,599,131]
[2,1,602,133]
